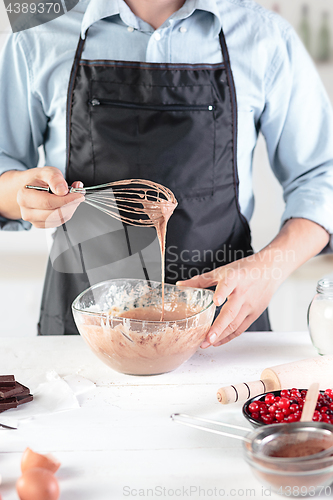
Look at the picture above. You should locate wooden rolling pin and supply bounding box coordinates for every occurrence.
[217,355,333,404]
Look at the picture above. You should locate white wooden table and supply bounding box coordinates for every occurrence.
[0,331,329,500]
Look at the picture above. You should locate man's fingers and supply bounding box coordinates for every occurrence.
[212,330,243,347]
[33,166,69,196]
[18,188,84,211]
[21,198,83,228]
[18,167,84,227]
[71,181,84,190]
[213,269,240,306]
[201,294,244,347]
[213,314,256,346]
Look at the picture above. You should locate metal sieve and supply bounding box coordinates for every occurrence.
[171,414,333,461]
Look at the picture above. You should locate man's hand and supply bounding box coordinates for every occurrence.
[177,218,330,347]
[178,254,281,347]
[0,167,84,228]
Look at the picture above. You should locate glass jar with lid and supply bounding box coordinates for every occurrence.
[308,278,333,355]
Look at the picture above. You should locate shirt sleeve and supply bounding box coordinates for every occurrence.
[0,33,48,231]
[259,25,333,250]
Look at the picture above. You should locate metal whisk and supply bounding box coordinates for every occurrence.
[26,179,177,227]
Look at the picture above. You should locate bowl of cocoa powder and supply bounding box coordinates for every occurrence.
[243,422,333,496]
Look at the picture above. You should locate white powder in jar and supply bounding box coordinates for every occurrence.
[308,298,333,355]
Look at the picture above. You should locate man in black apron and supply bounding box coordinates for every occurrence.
[0,0,330,345]
[37,0,273,338]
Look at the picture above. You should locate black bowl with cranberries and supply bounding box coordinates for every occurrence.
[242,388,333,428]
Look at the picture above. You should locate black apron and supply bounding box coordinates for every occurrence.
[38,20,270,335]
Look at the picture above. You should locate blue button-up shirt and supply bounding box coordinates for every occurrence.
[1,0,333,247]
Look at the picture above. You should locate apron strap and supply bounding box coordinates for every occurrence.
[65,34,87,174]
[219,29,250,240]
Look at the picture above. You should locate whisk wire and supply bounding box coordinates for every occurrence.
[26,179,177,228]
[70,179,177,227]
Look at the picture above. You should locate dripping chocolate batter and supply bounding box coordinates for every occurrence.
[109,178,177,320]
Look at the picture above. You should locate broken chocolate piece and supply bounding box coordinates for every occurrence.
[0,375,15,387]
[16,394,33,405]
[0,394,33,413]
[0,396,18,412]
[0,382,30,399]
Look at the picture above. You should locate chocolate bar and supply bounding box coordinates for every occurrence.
[0,382,30,399]
[0,376,33,414]
[0,375,15,387]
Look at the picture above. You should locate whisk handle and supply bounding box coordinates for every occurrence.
[25,185,53,193]
[25,185,83,195]
[171,413,250,442]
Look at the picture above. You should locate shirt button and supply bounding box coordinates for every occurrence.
[154,32,161,40]
[127,26,134,32]
[179,26,187,33]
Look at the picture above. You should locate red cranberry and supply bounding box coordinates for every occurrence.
[280,390,290,398]
[275,411,284,421]
[289,404,299,413]
[261,414,273,424]
[312,411,321,422]
[251,412,260,420]
[265,393,275,405]
[248,402,259,413]
[278,398,290,410]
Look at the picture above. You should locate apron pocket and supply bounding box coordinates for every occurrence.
[89,97,216,199]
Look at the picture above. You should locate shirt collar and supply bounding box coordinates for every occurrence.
[81,0,222,38]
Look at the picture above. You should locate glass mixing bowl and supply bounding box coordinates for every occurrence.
[72,278,215,375]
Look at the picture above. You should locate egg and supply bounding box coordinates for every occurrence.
[21,447,61,473]
[16,468,59,500]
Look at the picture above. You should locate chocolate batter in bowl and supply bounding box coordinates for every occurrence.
[72,278,215,375]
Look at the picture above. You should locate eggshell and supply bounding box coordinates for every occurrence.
[16,468,59,500]
[21,447,61,473]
